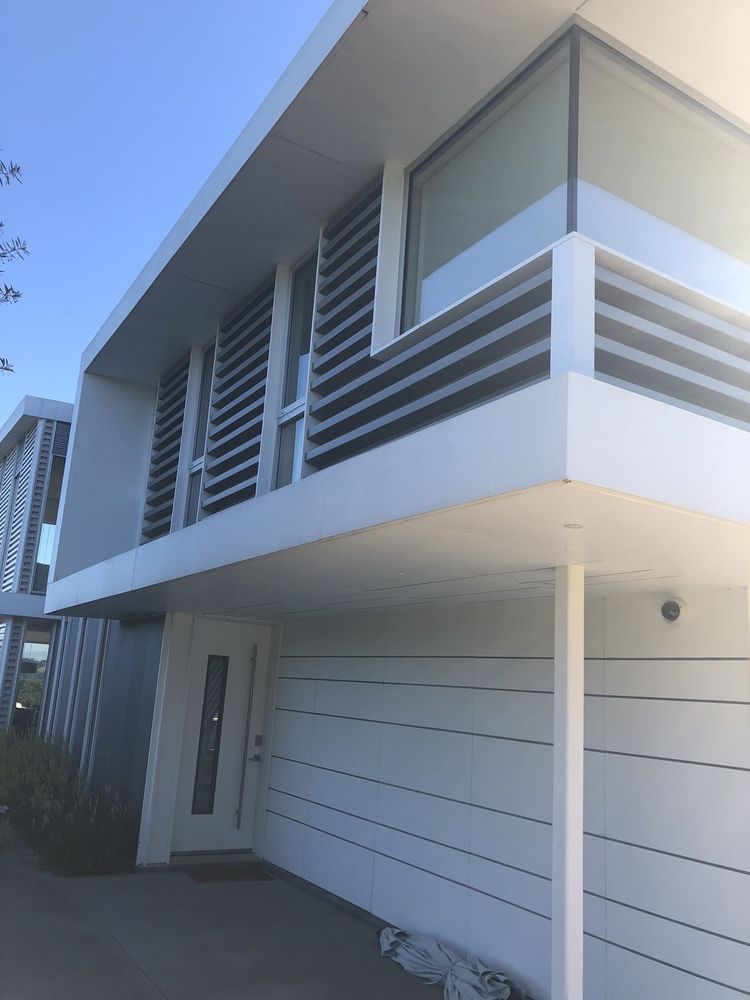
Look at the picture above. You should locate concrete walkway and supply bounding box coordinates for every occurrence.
[0,838,432,999]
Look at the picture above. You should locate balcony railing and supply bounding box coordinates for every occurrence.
[593,248,750,429]
[141,226,750,549]
[306,253,553,470]
[304,230,750,476]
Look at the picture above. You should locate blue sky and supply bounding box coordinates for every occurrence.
[1,0,332,415]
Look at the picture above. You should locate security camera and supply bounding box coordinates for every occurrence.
[661,598,687,624]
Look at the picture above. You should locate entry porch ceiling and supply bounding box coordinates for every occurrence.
[60,481,750,621]
[83,0,750,385]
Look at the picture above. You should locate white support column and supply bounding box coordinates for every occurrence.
[550,235,596,378]
[137,613,195,866]
[551,564,585,1000]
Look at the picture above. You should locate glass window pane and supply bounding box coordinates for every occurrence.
[578,38,750,311]
[275,417,305,489]
[13,622,53,730]
[191,654,229,815]
[403,42,570,327]
[184,470,202,527]
[192,344,215,461]
[283,255,316,407]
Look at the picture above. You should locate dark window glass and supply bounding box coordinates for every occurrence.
[184,470,202,527]
[193,345,215,461]
[191,655,229,815]
[12,621,53,731]
[283,255,316,407]
[275,417,304,489]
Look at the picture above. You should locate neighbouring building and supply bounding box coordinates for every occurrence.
[0,397,72,732]
[43,3,750,999]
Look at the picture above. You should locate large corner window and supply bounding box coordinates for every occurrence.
[401,27,750,327]
[32,456,65,594]
[184,343,215,527]
[402,40,570,329]
[577,36,750,311]
[275,254,316,488]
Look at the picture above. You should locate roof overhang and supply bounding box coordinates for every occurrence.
[82,0,750,388]
[0,592,49,620]
[0,396,73,459]
[41,478,750,622]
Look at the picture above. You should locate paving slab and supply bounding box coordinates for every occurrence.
[0,839,433,1000]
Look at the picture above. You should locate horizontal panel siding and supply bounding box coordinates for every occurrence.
[266,601,555,1000]
[584,590,750,1000]
[264,595,750,1000]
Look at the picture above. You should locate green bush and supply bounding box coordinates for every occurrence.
[0,734,136,875]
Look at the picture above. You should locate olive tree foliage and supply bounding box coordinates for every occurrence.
[1,155,28,373]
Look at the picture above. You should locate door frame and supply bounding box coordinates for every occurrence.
[136,612,280,867]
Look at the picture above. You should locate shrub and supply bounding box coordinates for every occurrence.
[0,734,136,875]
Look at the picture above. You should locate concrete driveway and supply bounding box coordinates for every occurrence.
[0,838,432,1000]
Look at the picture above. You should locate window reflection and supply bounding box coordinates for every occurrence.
[402,42,570,327]
[13,621,53,732]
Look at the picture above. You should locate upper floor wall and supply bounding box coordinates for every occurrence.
[51,8,750,584]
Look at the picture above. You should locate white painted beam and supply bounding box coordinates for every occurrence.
[550,235,596,377]
[551,564,585,1000]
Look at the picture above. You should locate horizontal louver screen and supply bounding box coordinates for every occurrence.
[52,420,71,457]
[142,356,190,541]
[309,184,381,398]
[18,419,54,593]
[0,447,18,570]
[0,618,25,728]
[1,426,37,593]
[306,179,551,469]
[201,280,274,515]
[595,266,750,428]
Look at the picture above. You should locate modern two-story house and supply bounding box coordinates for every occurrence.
[44,2,750,998]
[0,396,72,732]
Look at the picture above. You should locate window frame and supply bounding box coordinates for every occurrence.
[175,338,218,530]
[397,24,750,337]
[191,653,230,815]
[273,247,319,490]
[399,31,575,334]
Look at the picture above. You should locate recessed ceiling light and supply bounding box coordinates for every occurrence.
[563,523,584,529]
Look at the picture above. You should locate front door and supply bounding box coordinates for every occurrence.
[171,617,271,855]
